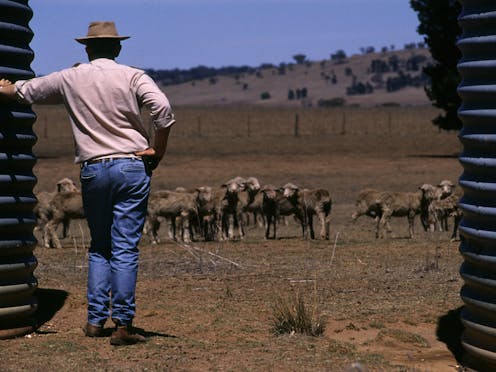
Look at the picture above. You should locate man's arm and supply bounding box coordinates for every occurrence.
[135,126,171,160]
[0,79,17,102]
[152,126,171,160]
[134,126,171,173]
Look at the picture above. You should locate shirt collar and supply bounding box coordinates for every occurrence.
[90,58,117,66]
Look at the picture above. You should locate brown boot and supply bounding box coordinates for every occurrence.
[110,325,146,346]
[83,323,104,337]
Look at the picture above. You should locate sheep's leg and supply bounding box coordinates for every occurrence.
[227,214,234,240]
[46,220,62,248]
[62,218,71,239]
[221,213,231,240]
[408,214,415,239]
[442,214,449,232]
[307,213,315,239]
[180,212,192,243]
[42,223,50,248]
[235,213,245,240]
[434,211,443,232]
[204,216,214,241]
[273,214,277,239]
[257,212,265,228]
[169,217,178,241]
[317,211,329,240]
[378,210,392,239]
[217,212,227,241]
[451,214,461,241]
[149,216,161,244]
[295,211,306,239]
[373,216,381,239]
[264,215,271,239]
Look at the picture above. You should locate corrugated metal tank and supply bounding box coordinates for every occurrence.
[0,0,38,339]
[458,0,496,367]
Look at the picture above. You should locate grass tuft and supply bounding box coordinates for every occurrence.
[271,291,325,336]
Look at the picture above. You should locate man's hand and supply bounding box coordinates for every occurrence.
[0,79,16,101]
[135,147,157,158]
[135,147,161,174]
[0,79,12,87]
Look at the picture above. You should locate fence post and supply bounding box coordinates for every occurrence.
[388,112,392,136]
[294,113,299,137]
[340,111,346,135]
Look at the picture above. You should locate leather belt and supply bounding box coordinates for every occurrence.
[81,156,142,167]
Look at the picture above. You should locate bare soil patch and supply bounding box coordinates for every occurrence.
[1,108,468,371]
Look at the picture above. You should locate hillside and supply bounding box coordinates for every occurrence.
[160,47,433,107]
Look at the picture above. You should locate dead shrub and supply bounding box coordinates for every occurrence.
[271,291,325,336]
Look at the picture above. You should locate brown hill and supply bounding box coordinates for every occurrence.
[163,47,433,107]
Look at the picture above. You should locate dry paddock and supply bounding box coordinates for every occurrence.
[1,105,472,371]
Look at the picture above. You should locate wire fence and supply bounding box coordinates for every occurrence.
[32,105,442,157]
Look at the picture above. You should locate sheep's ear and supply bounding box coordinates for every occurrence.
[57,183,62,192]
[221,184,227,188]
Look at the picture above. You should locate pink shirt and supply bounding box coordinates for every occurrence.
[15,58,176,163]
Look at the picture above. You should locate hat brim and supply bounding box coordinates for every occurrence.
[75,36,130,45]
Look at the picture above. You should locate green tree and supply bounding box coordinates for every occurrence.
[410,0,462,130]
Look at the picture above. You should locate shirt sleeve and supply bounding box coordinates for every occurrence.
[15,71,64,104]
[134,73,176,130]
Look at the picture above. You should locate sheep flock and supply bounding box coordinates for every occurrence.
[35,176,462,248]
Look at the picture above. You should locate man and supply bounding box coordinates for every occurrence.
[0,21,176,345]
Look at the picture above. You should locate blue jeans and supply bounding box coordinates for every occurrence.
[80,158,150,327]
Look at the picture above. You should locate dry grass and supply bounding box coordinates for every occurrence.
[7,104,469,371]
[271,290,325,337]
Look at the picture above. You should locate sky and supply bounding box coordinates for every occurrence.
[28,0,424,76]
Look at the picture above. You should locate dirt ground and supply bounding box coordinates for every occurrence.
[1,116,472,371]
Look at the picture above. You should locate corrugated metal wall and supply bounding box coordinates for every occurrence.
[458,0,496,367]
[0,0,38,338]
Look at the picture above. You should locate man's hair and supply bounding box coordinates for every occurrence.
[85,39,121,58]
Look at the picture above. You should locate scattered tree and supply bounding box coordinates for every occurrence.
[292,54,307,64]
[260,91,271,100]
[331,49,347,63]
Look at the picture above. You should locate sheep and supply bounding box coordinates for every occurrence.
[351,188,383,237]
[438,179,455,199]
[34,178,79,248]
[419,184,440,232]
[419,180,456,232]
[145,189,199,244]
[261,184,279,239]
[195,186,217,241]
[429,193,462,241]
[282,183,332,240]
[239,177,264,227]
[375,190,422,239]
[213,178,244,241]
[44,190,85,248]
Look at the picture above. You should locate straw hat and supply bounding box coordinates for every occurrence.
[76,21,129,44]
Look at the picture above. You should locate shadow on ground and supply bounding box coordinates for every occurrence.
[34,288,68,331]
[436,307,465,364]
[408,153,459,159]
